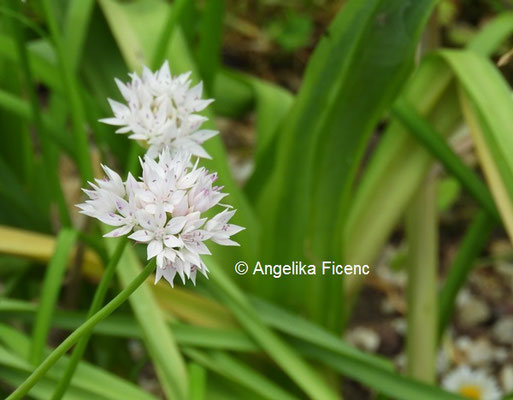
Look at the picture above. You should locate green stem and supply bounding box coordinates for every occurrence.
[406,174,438,383]
[30,229,78,365]
[125,142,144,177]
[41,0,93,183]
[151,0,190,69]
[6,258,155,400]
[0,89,75,156]
[8,0,72,227]
[187,362,206,400]
[207,260,339,400]
[195,0,225,92]
[50,238,128,400]
[438,211,494,339]
[392,98,500,222]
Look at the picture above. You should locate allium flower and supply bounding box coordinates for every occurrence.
[442,366,501,400]
[100,61,217,159]
[77,150,244,287]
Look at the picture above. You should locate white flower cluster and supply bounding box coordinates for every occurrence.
[100,61,217,159]
[79,62,243,287]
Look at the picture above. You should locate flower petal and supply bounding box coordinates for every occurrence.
[128,229,153,243]
[147,239,164,259]
[104,224,132,238]
[165,216,187,234]
[164,235,183,248]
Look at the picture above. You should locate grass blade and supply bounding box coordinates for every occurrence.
[195,0,224,92]
[0,88,74,156]
[392,98,500,221]
[302,344,464,400]
[188,362,206,400]
[6,259,156,400]
[51,239,128,400]
[184,349,299,400]
[41,0,93,183]
[30,228,78,365]
[151,0,190,69]
[438,211,495,338]
[248,0,436,329]
[254,0,436,262]
[441,49,513,243]
[0,225,103,280]
[207,259,339,400]
[62,0,95,72]
[104,234,188,400]
[7,0,71,227]
[343,60,459,314]
[342,12,513,317]
[0,325,157,400]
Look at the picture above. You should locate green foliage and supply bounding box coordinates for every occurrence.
[267,11,313,52]
[1,1,513,399]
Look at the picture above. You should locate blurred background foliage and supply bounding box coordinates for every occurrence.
[3,0,513,399]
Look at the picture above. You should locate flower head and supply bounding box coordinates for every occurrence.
[77,150,244,287]
[442,366,501,400]
[101,61,217,159]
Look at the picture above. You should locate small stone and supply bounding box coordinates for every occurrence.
[390,318,407,335]
[345,326,380,353]
[381,297,396,314]
[501,365,513,393]
[494,347,509,363]
[493,317,513,345]
[457,295,490,328]
[436,352,449,374]
[394,353,406,372]
[455,336,495,366]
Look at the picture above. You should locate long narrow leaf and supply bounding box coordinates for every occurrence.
[30,229,78,365]
[438,211,495,338]
[184,348,299,400]
[392,98,499,220]
[103,235,188,400]
[441,50,513,242]
[343,12,513,313]
[0,325,156,400]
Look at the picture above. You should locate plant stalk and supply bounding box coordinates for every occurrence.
[405,173,438,383]
[6,258,155,400]
[50,238,128,400]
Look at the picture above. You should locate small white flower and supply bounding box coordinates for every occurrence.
[442,366,501,400]
[205,209,245,246]
[77,150,244,287]
[128,206,186,264]
[100,61,217,159]
[76,166,138,238]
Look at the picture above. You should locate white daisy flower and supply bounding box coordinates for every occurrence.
[77,150,244,287]
[442,366,501,400]
[100,61,217,159]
